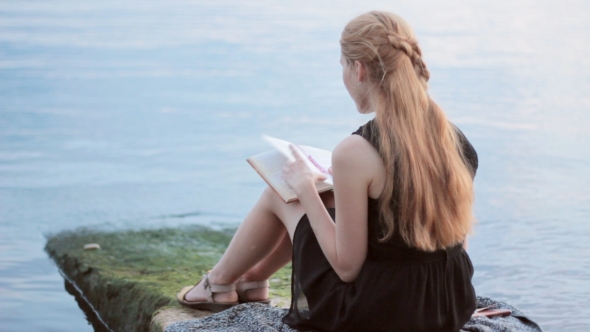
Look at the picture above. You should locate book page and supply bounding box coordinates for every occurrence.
[262,135,295,162]
[248,149,334,203]
[248,150,297,202]
[263,135,333,185]
[299,145,333,185]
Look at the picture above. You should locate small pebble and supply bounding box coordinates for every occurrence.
[84,243,101,250]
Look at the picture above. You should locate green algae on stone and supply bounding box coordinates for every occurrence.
[45,225,293,332]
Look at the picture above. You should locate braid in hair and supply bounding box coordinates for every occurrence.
[385,32,430,81]
[370,12,430,82]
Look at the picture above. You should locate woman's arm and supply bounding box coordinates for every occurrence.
[285,135,378,282]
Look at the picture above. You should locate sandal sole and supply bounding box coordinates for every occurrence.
[176,286,239,312]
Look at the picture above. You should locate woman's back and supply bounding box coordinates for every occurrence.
[281,11,481,330]
[282,119,478,332]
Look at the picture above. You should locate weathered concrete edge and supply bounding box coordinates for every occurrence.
[45,243,173,331]
[45,226,293,332]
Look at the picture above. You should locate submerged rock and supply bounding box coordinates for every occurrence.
[45,226,292,332]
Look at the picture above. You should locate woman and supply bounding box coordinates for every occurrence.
[177,11,478,332]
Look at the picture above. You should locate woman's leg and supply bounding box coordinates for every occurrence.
[184,187,306,303]
[234,231,293,301]
[235,189,334,283]
[227,190,334,301]
[242,231,292,280]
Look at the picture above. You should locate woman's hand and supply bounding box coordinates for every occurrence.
[283,145,326,196]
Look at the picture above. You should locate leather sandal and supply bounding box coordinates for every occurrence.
[236,279,271,305]
[176,273,239,312]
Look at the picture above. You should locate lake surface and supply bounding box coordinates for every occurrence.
[1,0,589,331]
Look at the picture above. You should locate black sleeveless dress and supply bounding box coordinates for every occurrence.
[282,120,479,332]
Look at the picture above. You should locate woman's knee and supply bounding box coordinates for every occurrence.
[260,186,281,207]
[260,187,293,217]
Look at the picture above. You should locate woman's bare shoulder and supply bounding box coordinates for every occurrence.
[333,135,381,174]
[333,134,379,163]
[333,135,385,198]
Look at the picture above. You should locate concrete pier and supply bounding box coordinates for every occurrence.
[45,226,292,332]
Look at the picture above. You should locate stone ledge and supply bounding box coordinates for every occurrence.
[45,226,292,332]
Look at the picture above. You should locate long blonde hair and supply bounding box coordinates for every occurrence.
[341,11,475,251]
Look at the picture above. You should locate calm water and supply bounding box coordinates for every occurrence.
[1,0,589,331]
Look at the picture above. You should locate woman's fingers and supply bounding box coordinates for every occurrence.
[284,144,326,186]
[315,172,327,182]
[289,144,304,162]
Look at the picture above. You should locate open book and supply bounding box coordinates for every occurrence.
[247,135,333,203]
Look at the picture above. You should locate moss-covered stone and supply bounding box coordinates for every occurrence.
[45,226,292,332]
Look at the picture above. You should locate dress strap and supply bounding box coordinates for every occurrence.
[351,119,379,150]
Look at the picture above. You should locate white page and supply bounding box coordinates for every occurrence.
[263,135,333,185]
[253,150,296,199]
[262,135,296,162]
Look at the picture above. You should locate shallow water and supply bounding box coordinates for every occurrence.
[1,0,589,331]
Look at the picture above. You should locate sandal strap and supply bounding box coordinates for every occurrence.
[237,279,269,292]
[203,273,237,302]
